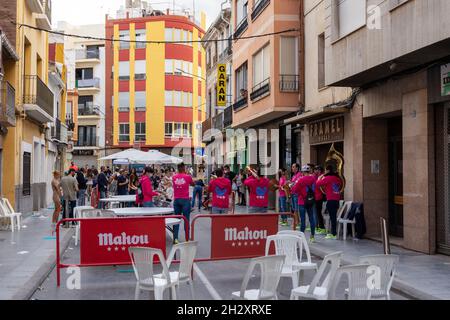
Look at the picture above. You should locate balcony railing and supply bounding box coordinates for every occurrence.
[76,78,100,89]
[51,118,61,140]
[250,78,270,101]
[75,48,100,60]
[0,80,16,127]
[232,96,248,111]
[213,112,224,132]
[75,136,99,147]
[280,75,300,92]
[23,75,54,118]
[251,0,270,21]
[43,0,52,24]
[201,118,212,140]
[223,105,233,128]
[65,117,75,131]
[234,16,248,39]
[78,104,101,116]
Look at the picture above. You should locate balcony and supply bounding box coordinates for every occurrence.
[232,96,248,112]
[251,0,270,21]
[0,80,16,127]
[75,48,100,66]
[223,106,233,128]
[75,136,99,148]
[23,75,54,123]
[26,0,44,13]
[279,75,299,92]
[201,118,212,142]
[51,118,61,141]
[250,78,270,102]
[65,114,75,131]
[234,16,248,39]
[76,78,101,95]
[213,112,224,132]
[35,0,52,30]
[78,104,101,116]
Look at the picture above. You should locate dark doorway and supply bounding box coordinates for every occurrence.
[314,142,344,168]
[388,117,404,237]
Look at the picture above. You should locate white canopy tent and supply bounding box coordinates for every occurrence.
[99,149,183,165]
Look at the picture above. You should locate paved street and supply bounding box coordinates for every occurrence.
[29,208,409,300]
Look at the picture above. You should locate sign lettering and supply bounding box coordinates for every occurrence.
[309,116,344,145]
[217,64,227,107]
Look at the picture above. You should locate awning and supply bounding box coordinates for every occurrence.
[283,106,349,125]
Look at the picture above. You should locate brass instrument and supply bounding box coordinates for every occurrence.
[321,143,346,193]
[282,183,292,198]
[246,166,259,179]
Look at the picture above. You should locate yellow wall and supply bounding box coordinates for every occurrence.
[113,25,120,145]
[146,21,165,145]
[129,23,136,145]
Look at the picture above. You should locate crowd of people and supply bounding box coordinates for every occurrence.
[50,160,343,244]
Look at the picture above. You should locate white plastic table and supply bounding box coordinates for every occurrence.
[73,205,94,219]
[99,195,136,208]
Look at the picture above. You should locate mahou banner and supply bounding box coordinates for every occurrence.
[80,217,166,265]
[210,214,278,259]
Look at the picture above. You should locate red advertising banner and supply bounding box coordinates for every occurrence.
[210,214,278,260]
[80,218,166,265]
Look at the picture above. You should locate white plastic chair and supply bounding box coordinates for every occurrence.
[0,198,22,231]
[155,241,198,299]
[231,255,285,300]
[358,254,399,300]
[336,201,354,240]
[75,208,103,246]
[290,251,342,300]
[329,264,373,300]
[277,230,318,284]
[265,234,302,290]
[129,247,178,300]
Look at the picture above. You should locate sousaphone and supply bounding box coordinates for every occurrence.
[319,143,346,193]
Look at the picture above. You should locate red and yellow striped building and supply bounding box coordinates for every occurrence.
[105,12,206,155]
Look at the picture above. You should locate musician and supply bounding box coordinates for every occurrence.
[276,168,289,226]
[208,168,232,214]
[313,165,327,234]
[244,165,270,213]
[291,165,317,242]
[316,164,343,240]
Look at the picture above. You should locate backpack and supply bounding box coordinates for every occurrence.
[304,185,315,207]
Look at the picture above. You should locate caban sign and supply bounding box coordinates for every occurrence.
[80,217,166,264]
[217,64,227,107]
[210,214,278,259]
[309,116,344,145]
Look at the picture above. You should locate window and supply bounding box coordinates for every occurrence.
[119,92,130,111]
[165,90,172,106]
[119,61,130,80]
[119,30,130,49]
[236,0,248,25]
[135,123,146,141]
[23,152,31,196]
[236,62,248,100]
[280,37,298,75]
[175,60,183,75]
[119,123,130,142]
[165,28,173,41]
[174,29,182,42]
[77,126,97,146]
[135,29,146,49]
[165,59,174,74]
[135,60,146,80]
[318,33,325,89]
[174,91,182,106]
[336,0,366,39]
[253,44,270,86]
[135,91,146,110]
[165,122,173,137]
[76,68,93,80]
[174,123,182,137]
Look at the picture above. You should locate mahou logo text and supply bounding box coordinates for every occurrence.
[224,227,268,241]
[98,232,149,246]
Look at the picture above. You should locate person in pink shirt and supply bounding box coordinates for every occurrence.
[244,166,270,213]
[276,168,289,226]
[172,163,195,244]
[136,167,159,207]
[291,165,317,242]
[208,168,232,214]
[316,165,343,239]
[313,165,327,235]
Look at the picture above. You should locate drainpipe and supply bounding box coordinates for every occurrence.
[299,0,305,113]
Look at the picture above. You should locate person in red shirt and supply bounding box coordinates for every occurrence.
[276,168,289,226]
[316,165,343,239]
[172,162,195,244]
[136,167,159,207]
[244,166,270,213]
[291,165,317,242]
[69,161,79,172]
[208,168,232,214]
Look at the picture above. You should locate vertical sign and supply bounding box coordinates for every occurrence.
[442,64,450,96]
[217,64,227,107]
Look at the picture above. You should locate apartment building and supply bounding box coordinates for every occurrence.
[201,7,232,175]
[104,7,206,160]
[57,22,106,167]
[230,0,301,174]
[299,0,450,255]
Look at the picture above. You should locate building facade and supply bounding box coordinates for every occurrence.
[0,0,54,213]
[230,0,301,178]
[104,8,206,160]
[286,0,450,255]
[57,22,106,168]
